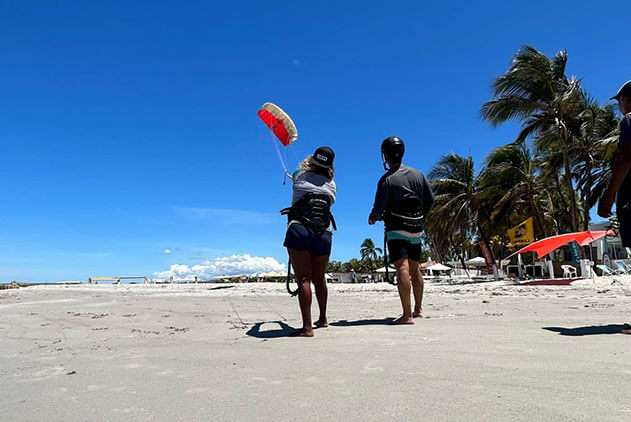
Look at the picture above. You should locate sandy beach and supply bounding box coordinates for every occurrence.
[1,278,630,421]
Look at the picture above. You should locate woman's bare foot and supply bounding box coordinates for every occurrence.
[289,328,314,337]
[391,315,414,325]
[413,308,423,318]
[314,318,328,328]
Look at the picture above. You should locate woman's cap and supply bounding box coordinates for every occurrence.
[610,80,631,100]
[310,146,335,169]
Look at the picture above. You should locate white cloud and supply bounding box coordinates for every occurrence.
[153,254,286,280]
[163,249,172,254]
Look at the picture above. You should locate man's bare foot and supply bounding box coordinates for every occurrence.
[391,315,414,325]
[413,309,423,318]
[289,328,314,337]
[314,319,328,328]
[622,328,631,335]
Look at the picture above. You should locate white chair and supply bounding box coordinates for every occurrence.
[561,265,577,278]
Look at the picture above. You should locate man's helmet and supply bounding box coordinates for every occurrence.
[381,136,405,164]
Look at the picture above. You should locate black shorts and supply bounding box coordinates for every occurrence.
[387,239,421,262]
[283,222,332,256]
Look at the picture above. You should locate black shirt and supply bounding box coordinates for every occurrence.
[369,164,434,226]
[617,113,631,204]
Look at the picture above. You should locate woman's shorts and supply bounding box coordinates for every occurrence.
[387,239,421,262]
[284,222,332,256]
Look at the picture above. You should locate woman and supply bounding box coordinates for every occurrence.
[283,146,336,337]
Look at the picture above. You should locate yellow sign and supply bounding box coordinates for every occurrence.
[507,217,534,246]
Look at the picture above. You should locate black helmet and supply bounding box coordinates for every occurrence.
[381,136,405,163]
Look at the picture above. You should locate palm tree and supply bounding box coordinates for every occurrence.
[572,101,620,230]
[360,238,382,272]
[481,45,584,232]
[478,143,553,239]
[428,153,495,269]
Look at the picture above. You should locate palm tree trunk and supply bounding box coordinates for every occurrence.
[449,237,470,279]
[528,194,546,240]
[557,122,579,232]
[553,175,569,232]
[581,167,594,232]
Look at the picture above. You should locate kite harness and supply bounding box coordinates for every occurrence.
[384,194,425,233]
[280,193,337,296]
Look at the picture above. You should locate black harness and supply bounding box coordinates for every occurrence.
[280,193,336,296]
[280,193,336,231]
[384,194,424,233]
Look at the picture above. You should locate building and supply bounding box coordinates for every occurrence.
[589,221,629,262]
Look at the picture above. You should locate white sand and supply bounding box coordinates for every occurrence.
[1,277,630,421]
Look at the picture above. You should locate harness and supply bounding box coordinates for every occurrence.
[280,193,336,231]
[384,194,424,233]
[280,193,336,296]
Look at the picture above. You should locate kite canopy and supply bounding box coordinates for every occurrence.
[257,102,298,146]
[508,230,615,259]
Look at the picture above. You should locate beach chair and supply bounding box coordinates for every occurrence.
[614,260,631,274]
[596,265,618,276]
[561,265,577,278]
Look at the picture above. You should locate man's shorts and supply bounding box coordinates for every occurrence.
[283,222,332,256]
[387,239,421,262]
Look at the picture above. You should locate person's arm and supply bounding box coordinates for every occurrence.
[368,177,388,225]
[598,115,631,218]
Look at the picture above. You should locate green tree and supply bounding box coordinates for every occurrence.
[428,153,489,271]
[326,260,343,273]
[343,258,362,272]
[572,102,620,230]
[481,45,584,232]
[360,238,382,272]
[478,143,553,239]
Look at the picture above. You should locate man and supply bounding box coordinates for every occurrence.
[597,80,631,335]
[369,136,434,325]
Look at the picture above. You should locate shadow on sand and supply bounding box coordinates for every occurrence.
[207,285,235,291]
[542,324,631,336]
[331,318,394,327]
[246,321,296,338]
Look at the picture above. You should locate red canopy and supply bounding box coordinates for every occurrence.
[508,230,615,259]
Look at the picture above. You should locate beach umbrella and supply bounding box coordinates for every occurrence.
[507,230,615,259]
[466,257,486,266]
[427,263,452,271]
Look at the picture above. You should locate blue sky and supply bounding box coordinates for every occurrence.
[1,1,629,282]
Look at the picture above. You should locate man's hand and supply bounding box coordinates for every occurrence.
[598,190,615,218]
[368,217,375,225]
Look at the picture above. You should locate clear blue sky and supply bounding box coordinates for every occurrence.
[1,1,628,282]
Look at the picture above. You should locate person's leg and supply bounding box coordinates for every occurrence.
[616,203,631,334]
[287,248,314,337]
[392,257,414,325]
[311,254,329,327]
[387,239,414,324]
[409,259,424,317]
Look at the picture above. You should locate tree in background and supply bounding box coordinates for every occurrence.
[481,45,584,232]
[360,238,382,272]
